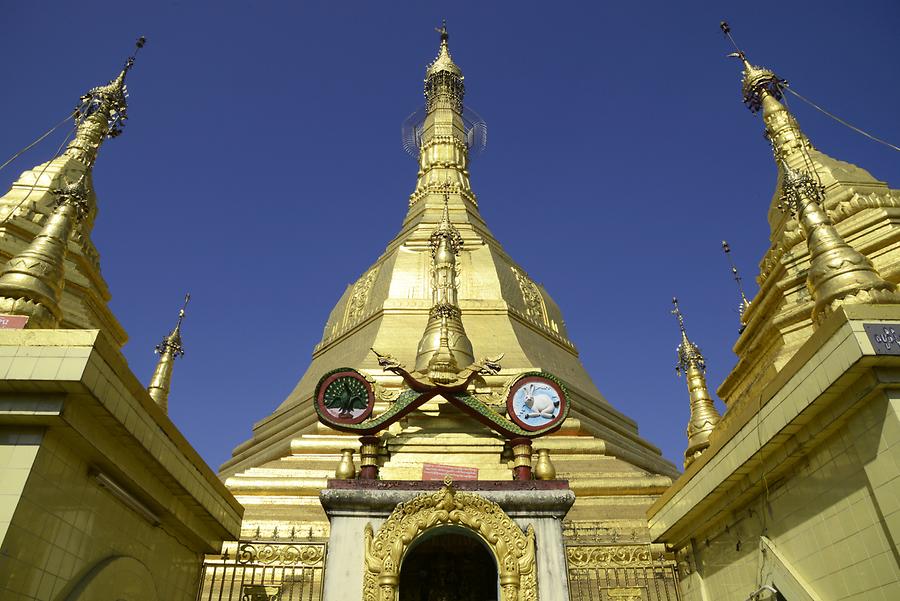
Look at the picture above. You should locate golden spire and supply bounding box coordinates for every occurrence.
[147,293,189,412]
[722,240,751,330]
[414,189,474,382]
[63,36,145,168]
[672,298,721,469]
[0,175,90,327]
[409,22,475,207]
[723,22,900,322]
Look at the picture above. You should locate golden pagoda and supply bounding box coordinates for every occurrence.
[209,24,681,600]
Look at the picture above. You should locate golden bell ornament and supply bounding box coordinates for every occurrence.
[335,449,357,480]
[534,449,556,480]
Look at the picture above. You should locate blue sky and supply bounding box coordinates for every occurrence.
[1,1,898,470]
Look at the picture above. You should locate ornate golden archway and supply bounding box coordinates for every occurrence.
[363,482,537,601]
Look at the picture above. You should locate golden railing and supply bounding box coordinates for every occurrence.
[196,541,326,601]
[564,543,681,601]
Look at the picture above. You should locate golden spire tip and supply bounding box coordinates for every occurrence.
[671,297,685,334]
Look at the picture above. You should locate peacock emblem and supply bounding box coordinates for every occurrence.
[323,376,369,418]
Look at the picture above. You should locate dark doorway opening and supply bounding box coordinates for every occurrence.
[399,527,498,601]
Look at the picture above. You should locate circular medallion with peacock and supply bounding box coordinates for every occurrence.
[315,368,375,425]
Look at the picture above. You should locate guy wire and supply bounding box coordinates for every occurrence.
[0,124,78,226]
[785,87,900,152]
[0,113,75,173]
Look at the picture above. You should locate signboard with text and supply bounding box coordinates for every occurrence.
[422,463,479,481]
[0,315,29,329]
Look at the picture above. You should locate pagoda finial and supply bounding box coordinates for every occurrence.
[436,19,449,43]
[425,21,463,112]
[64,36,146,168]
[671,297,721,468]
[147,292,189,413]
[671,297,705,376]
[406,24,480,208]
[722,241,752,330]
[723,23,900,321]
[0,175,91,327]
[415,182,473,381]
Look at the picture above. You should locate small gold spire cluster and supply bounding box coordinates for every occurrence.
[725,22,900,323]
[671,298,721,468]
[722,240,751,329]
[147,293,189,412]
[414,190,474,383]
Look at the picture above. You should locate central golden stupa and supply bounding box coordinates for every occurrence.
[220,26,677,542]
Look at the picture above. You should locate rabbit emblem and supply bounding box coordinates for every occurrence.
[520,383,559,419]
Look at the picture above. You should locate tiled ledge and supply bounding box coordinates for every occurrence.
[0,328,243,545]
[648,304,900,545]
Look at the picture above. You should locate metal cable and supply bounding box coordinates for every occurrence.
[0,113,75,172]
[0,124,78,225]
[785,86,900,152]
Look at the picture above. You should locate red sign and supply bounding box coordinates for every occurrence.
[422,463,479,481]
[0,315,28,329]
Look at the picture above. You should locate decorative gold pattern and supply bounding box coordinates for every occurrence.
[510,266,550,329]
[237,542,325,566]
[363,484,537,601]
[566,545,658,568]
[344,267,379,329]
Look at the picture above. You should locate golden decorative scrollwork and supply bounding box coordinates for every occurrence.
[510,266,548,328]
[363,484,537,601]
[237,542,325,566]
[344,267,379,328]
[565,545,658,568]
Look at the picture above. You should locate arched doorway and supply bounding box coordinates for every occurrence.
[399,526,498,601]
[363,483,536,601]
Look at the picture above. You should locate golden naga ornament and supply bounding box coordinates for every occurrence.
[362,481,537,601]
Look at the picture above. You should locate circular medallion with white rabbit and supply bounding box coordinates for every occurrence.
[506,374,567,432]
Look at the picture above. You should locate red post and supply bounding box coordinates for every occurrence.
[510,437,533,481]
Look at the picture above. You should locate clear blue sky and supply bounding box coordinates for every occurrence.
[1,1,898,471]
